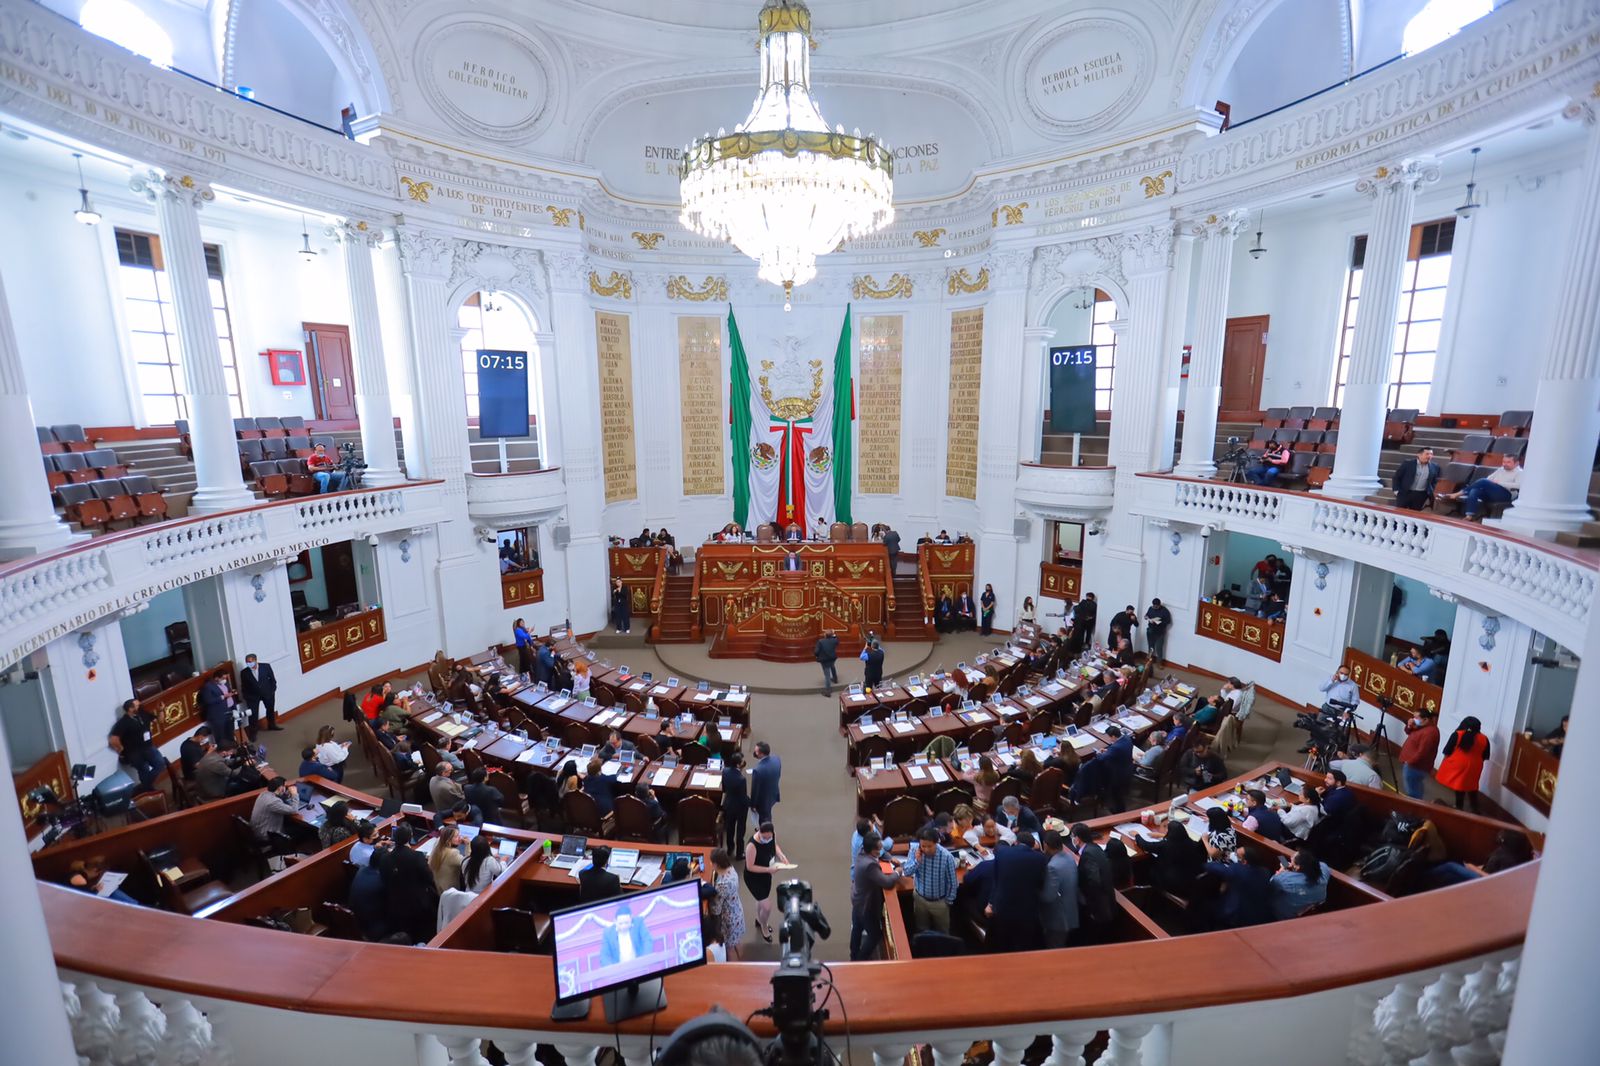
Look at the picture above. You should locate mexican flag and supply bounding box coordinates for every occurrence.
[729,306,854,531]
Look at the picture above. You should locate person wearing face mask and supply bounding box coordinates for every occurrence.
[1398,708,1442,799]
[1318,667,1359,715]
[1070,824,1116,944]
[744,821,789,941]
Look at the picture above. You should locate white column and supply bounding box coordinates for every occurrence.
[1018,326,1055,464]
[0,267,77,558]
[973,250,1032,626]
[1175,210,1248,478]
[130,171,253,513]
[547,252,609,632]
[0,721,80,1063]
[1500,101,1600,534]
[1503,598,1600,1061]
[1323,159,1440,500]
[332,220,404,486]
[1157,232,1196,471]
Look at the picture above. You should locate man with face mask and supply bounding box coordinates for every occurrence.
[1319,667,1359,715]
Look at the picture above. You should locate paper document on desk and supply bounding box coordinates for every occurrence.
[419,711,443,725]
[720,727,738,741]
[1161,694,1187,709]
[930,765,951,783]
[907,685,929,698]
[1068,733,1098,750]
[905,764,927,781]
[1025,695,1049,707]
[1192,796,1226,811]
[858,723,881,735]
[95,871,129,897]
[690,692,711,702]
[848,694,868,702]
[545,697,571,712]
[1114,822,1162,844]
[690,771,722,790]
[438,721,468,737]
[1118,713,1154,731]
[890,721,915,734]
[652,767,674,787]
[631,859,663,886]
[601,760,622,776]
[724,692,748,703]
[515,746,544,764]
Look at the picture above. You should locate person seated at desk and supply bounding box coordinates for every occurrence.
[1141,815,1208,897]
[192,736,232,801]
[320,801,358,849]
[359,683,387,722]
[433,800,482,832]
[959,754,1001,813]
[1280,786,1324,842]
[66,860,140,906]
[1257,590,1288,622]
[936,530,953,544]
[179,726,212,782]
[1241,789,1288,843]
[348,840,392,939]
[917,811,956,848]
[1139,731,1168,769]
[370,718,398,752]
[1269,848,1330,919]
[1011,749,1043,787]
[1041,738,1081,785]
[429,824,466,895]
[1179,739,1228,790]
[996,795,1042,836]
[1421,627,1452,662]
[1191,697,1222,730]
[1319,769,1357,819]
[314,725,352,777]
[1245,439,1292,485]
[964,813,1017,854]
[464,768,503,826]
[583,755,620,815]
[1165,713,1193,752]
[388,735,418,782]
[250,776,305,851]
[349,820,380,867]
[299,746,340,783]
[463,833,507,893]
[1428,829,1536,887]
[1204,806,1239,858]
[1533,715,1568,760]
[1397,645,1445,686]
[946,807,976,848]
[1330,744,1382,788]
[430,759,469,809]
[578,844,622,902]
[1204,844,1274,929]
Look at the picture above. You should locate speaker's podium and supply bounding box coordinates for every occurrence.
[709,568,866,662]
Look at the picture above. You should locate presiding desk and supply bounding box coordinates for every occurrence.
[695,542,892,660]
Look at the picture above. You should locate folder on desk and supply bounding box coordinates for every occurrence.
[905,764,927,781]
[1068,733,1098,750]
[652,767,674,787]
[858,723,881,734]
[1119,713,1154,731]
[725,692,748,703]
[930,765,951,783]
[890,721,914,734]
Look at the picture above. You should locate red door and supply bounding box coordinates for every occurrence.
[1220,315,1269,414]
[303,322,357,421]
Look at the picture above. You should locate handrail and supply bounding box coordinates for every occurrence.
[36,772,1537,1039]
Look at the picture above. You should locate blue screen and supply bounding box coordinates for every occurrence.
[477,349,529,438]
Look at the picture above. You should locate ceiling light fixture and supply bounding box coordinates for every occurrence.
[72,152,101,225]
[1073,287,1093,311]
[1248,210,1267,260]
[1456,146,1483,219]
[298,215,318,261]
[679,0,894,310]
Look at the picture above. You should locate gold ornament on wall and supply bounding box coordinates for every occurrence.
[913,228,947,247]
[851,273,913,300]
[666,275,729,302]
[1140,170,1174,198]
[400,176,433,203]
[946,266,990,295]
[589,270,633,299]
[547,206,577,227]
[632,231,665,250]
[997,202,1029,225]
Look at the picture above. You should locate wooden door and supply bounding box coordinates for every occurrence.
[322,541,359,612]
[1220,315,1269,413]
[303,323,357,421]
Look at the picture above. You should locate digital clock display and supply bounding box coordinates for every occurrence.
[478,351,527,371]
[1048,344,1098,434]
[477,348,530,438]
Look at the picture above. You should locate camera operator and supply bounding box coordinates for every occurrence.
[1245,438,1292,486]
[306,442,343,493]
[1319,666,1359,716]
[337,441,366,490]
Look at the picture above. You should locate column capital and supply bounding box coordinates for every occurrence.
[1560,84,1599,127]
[329,219,384,247]
[129,170,214,210]
[1113,221,1176,276]
[1185,208,1249,241]
[986,248,1035,290]
[1355,158,1442,198]
[394,225,454,280]
[547,251,590,293]
[1022,326,1056,344]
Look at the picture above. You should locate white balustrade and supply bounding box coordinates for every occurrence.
[293,489,407,532]
[1133,474,1594,651]
[143,513,269,569]
[0,549,111,627]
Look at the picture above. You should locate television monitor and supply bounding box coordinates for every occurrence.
[550,877,706,1021]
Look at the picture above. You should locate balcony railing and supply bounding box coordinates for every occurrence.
[1132,474,1597,651]
[0,482,447,669]
[1015,462,1117,520]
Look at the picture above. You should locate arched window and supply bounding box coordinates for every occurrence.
[457,292,543,473]
[79,0,174,68]
[1402,0,1493,56]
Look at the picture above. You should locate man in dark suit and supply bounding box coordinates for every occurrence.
[750,741,782,825]
[1391,447,1441,510]
[1098,725,1135,812]
[239,653,280,739]
[985,832,1049,952]
[197,668,237,746]
[1039,829,1080,949]
[381,824,439,944]
[1070,593,1097,653]
[782,551,803,571]
[579,845,622,902]
[814,630,839,696]
[598,904,653,966]
[863,637,885,689]
[882,528,900,569]
[996,795,1041,836]
[1071,824,1116,943]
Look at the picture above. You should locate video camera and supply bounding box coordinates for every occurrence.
[27,763,99,846]
[337,441,367,490]
[1294,700,1357,769]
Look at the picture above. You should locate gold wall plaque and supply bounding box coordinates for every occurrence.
[595,311,638,503]
[632,231,665,249]
[589,270,634,299]
[857,315,903,496]
[666,275,730,302]
[851,273,913,300]
[947,267,990,295]
[945,307,983,499]
[678,316,725,496]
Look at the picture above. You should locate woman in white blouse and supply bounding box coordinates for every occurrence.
[463,835,507,893]
[313,725,350,770]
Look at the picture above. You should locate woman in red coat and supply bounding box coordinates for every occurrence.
[1436,716,1491,813]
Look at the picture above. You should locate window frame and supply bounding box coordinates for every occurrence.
[1091,289,1120,414]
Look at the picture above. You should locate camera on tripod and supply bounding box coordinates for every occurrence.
[27,763,99,846]
[336,441,367,489]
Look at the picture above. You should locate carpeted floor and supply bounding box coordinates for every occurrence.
[259,636,1327,963]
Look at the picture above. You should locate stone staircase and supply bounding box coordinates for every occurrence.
[651,574,698,643]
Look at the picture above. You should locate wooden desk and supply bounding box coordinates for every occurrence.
[1195,600,1284,662]
[1343,647,1445,717]
[1504,733,1559,817]
[298,608,386,672]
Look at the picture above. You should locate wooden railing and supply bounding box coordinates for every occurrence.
[499,568,544,610]
[296,609,384,671]
[608,546,666,618]
[917,541,975,614]
[1343,647,1445,717]
[1039,560,1081,602]
[1195,600,1285,661]
[1505,732,1561,817]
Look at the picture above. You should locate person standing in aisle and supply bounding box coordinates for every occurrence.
[814,629,839,696]
[1144,599,1172,662]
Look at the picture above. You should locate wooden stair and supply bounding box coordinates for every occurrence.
[650,574,698,643]
[1555,521,1600,549]
[888,574,936,640]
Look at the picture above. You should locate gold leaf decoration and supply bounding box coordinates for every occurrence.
[946,267,990,295]
[1139,170,1174,198]
[589,270,633,299]
[547,206,576,227]
[666,275,729,302]
[851,273,913,300]
[400,176,433,203]
[998,202,1029,225]
[632,231,665,250]
[913,228,947,247]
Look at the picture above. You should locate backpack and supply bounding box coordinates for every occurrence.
[1360,844,1407,886]
[1379,810,1423,846]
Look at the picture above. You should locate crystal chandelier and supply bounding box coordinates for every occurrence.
[679,0,894,307]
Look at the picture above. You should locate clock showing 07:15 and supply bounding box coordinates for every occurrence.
[478,351,527,371]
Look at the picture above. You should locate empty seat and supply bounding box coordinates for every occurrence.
[280,458,316,495]
[1317,430,1339,453]
[1494,410,1533,437]
[286,434,312,455]
[1313,406,1339,421]
[1436,462,1478,495]
[37,426,66,454]
[85,448,129,478]
[173,418,193,458]
[250,461,289,498]
[121,475,169,521]
[1265,407,1289,420]
[256,416,286,437]
[1285,451,1316,481]
[1453,433,1493,462]
[50,424,93,452]
[88,478,139,523]
[280,415,306,431]
[261,437,290,460]
[53,452,95,484]
[237,439,265,472]
[1288,405,1315,420]
[1305,453,1335,488]
[57,484,111,530]
[1488,437,1527,459]
[1293,429,1323,450]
